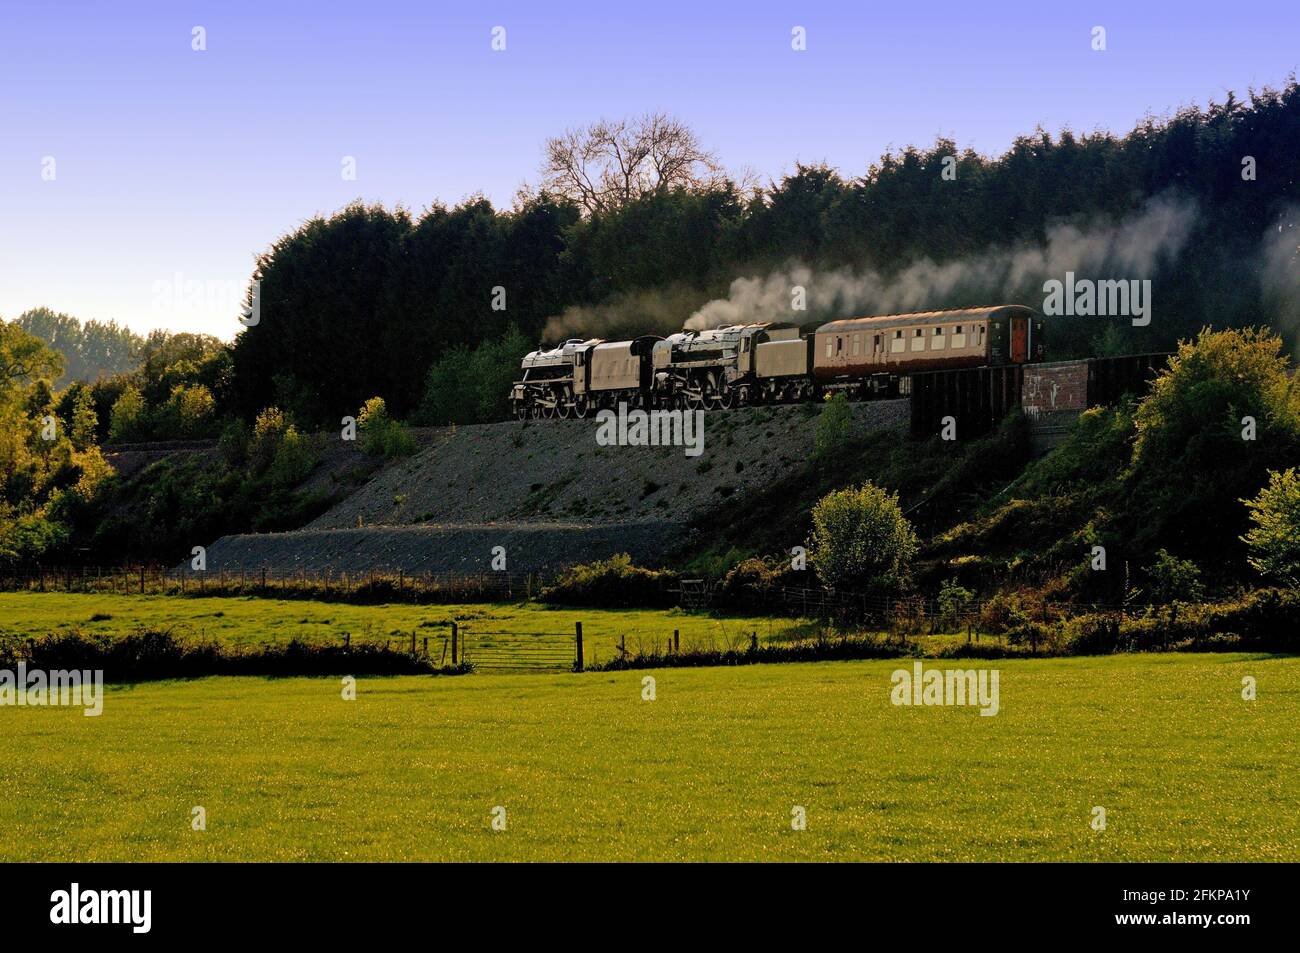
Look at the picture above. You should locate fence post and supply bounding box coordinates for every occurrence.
[750,632,758,652]
[574,621,584,673]
[411,630,416,655]
[139,567,145,594]
[261,567,267,591]
[451,622,459,665]
[673,629,679,653]
[423,637,428,657]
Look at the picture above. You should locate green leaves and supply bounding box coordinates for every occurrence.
[1242,468,1300,586]
[809,481,918,593]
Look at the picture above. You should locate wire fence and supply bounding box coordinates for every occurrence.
[711,582,1189,629]
[0,565,555,603]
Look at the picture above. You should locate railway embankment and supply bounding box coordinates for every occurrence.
[197,400,908,573]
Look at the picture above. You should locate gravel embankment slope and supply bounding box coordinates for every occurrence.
[200,401,908,573]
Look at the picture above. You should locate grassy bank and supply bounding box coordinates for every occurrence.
[0,591,811,665]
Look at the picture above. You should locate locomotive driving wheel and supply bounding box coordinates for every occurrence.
[573,394,589,418]
[514,401,529,421]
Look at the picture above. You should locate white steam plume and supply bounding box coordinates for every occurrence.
[1260,205,1300,356]
[685,192,1201,329]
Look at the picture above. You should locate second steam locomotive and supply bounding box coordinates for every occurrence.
[510,304,1045,419]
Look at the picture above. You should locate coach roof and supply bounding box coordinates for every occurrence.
[817,304,1036,334]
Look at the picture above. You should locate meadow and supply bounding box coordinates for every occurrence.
[1,653,1295,861]
[0,591,812,667]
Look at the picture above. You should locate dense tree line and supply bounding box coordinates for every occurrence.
[15,308,145,385]
[230,80,1298,427]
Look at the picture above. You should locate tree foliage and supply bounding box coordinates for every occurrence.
[1242,468,1300,586]
[14,307,143,385]
[223,81,1300,428]
[810,481,918,593]
[813,392,853,460]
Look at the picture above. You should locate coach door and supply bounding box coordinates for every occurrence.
[1010,315,1028,363]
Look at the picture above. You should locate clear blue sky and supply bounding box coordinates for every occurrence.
[1,0,1295,339]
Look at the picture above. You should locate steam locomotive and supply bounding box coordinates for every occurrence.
[509,304,1045,419]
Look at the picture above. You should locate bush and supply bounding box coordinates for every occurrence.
[168,383,216,437]
[417,326,530,425]
[1146,549,1205,603]
[813,391,853,460]
[246,407,317,486]
[809,481,918,592]
[3,628,469,682]
[1199,587,1300,648]
[1242,467,1300,586]
[540,554,678,608]
[358,396,416,459]
[714,556,808,608]
[107,385,145,442]
[936,578,975,627]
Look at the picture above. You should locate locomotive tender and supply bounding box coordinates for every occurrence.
[510,304,1044,419]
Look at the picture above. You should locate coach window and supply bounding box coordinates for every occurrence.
[953,325,966,348]
[852,334,860,356]
[825,337,833,358]
[912,328,925,352]
[892,330,904,354]
[836,336,843,355]
[932,326,945,350]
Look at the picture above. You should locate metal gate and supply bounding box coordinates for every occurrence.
[459,629,579,673]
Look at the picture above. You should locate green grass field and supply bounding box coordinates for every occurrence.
[0,591,812,666]
[1,653,1295,861]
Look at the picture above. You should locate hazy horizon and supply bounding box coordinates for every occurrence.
[2,0,1296,341]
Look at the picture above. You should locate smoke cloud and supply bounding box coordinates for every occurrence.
[1260,205,1300,356]
[685,192,1201,330]
[541,282,709,342]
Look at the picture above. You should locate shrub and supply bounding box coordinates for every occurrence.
[813,391,853,460]
[936,578,975,627]
[267,427,317,487]
[3,628,468,681]
[69,386,98,450]
[1242,467,1300,586]
[169,383,216,436]
[714,556,806,608]
[540,554,678,608]
[1064,613,1126,654]
[248,406,292,475]
[1146,549,1205,603]
[107,385,145,442]
[247,407,317,486]
[1199,587,1300,648]
[810,481,918,593]
[358,396,416,459]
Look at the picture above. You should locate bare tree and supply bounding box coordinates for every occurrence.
[540,112,725,214]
